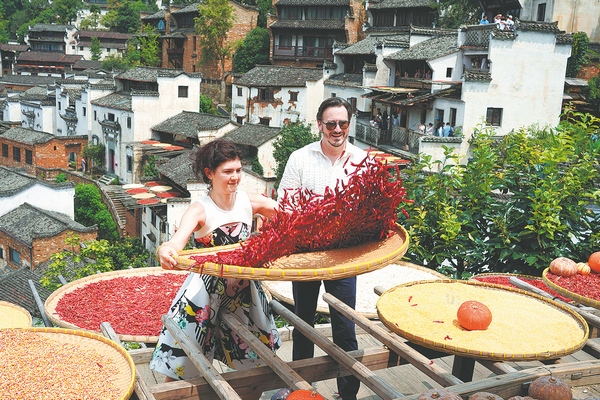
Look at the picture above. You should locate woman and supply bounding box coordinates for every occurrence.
[150,139,281,381]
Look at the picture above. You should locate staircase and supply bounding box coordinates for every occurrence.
[98,174,116,186]
[102,186,128,228]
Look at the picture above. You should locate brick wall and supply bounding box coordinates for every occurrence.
[347,0,366,44]
[0,139,36,175]
[0,232,31,271]
[578,62,599,81]
[125,208,141,238]
[31,229,97,268]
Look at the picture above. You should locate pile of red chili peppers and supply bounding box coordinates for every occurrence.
[472,275,572,302]
[190,156,412,269]
[545,271,600,301]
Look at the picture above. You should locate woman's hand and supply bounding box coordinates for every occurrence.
[156,244,179,270]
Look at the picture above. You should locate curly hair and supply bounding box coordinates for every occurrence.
[190,139,243,184]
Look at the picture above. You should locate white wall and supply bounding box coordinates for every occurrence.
[428,52,461,82]
[0,183,75,218]
[257,138,277,178]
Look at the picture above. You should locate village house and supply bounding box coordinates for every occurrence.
[0,203,97,271]
[267,0,366,68]
[67,30,132,60]
[0,126,87,176]
[364,0,436,34]
[0,43,30,77]
[151,111,237,146]
[24,24,77,54]
[89,66,201,183]
[8,85,57,133]
[231,65,324,128]
[15,52,83,77]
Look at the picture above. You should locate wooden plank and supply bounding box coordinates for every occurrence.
[452,356,475,382]
[270,299,405,400]
[478,360,518,375]
[162,315,242,400]
[150,346,395,400]
[99,322,157,400]
[27,279,52,327]
[322,292,463,387]
[219,312,313,391]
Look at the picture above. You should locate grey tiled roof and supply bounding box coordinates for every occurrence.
[171,2,201,13]
[276,0,349,4]
[89,78,116,89]
[364,26,411,33]
[386,34,458,61]
[29,23,75,32]
[411,26,457,36]
[142,9,166,19]
[17,52,82,63]
[77,30,132,40]
[0,75,57,86]
[73,59,103,70]
[565,78,588,87]
[325,73,363,88]
[91,92,132,111]
[0,44,29,52]
[364,63,377,72]
[234,65,323,87]
[491,30,516,40]
[516,20,560,32]
[0,203,96,246]
[19,85,51,101]
[116,66,186,82]
[323,61,337,69]
[0,264,53,318]
[1,127,54,144]
[556,33,573,45]
[156,151,198,187]
[368,0,434,9]
[336,35,409,55]
[222,124,280,147]
[152,111,231,138]
[0,167,74,198]
[270,19,345,30]
[464,68,491,82]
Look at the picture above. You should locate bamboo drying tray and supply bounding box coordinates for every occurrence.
[45,268,189,343]
[264,261,446,318]
[377,280,588,361]
[174,224,409,281]
[470,272,571,301]
[0,327,135,400]
[0,300,32,328]
[542,267,600,309]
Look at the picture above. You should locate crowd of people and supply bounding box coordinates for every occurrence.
[480,13,515,30]
[419,121,455,137]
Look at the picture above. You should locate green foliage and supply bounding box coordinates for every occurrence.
[400,115,600,278]
[101,53,130,71]
[53,0,84,24]
[195,0,236,77]
[74,184,119,241]
[434,0,479,28]
[138,24,161,67]
[566,32,589,78]
[199,94,218,114]
[0,13,9,43]
[55,173,67,183]
[143,154,158,177]
[251,157,264,175]
[40,234,149,291]
[272,121,320,187]
[90,36,102,61]
[80,5,102,30]
[101,0,141,33]
[82,143,105,175]
[233,27,270,73]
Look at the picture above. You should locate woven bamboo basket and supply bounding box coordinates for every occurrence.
[45,268,189,343]
[470,272,572,302]
[0,300,32,328]
[377,279,588,361]
[173,224,409,281]
[542,267,600,309]
[0,327,135,400]
[264,261,446,318]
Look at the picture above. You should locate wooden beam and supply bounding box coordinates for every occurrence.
[27,279,51,327]
[270,299,405,400]
[477,360,518,375]
[322,292,463,387]
[149,346,395,400]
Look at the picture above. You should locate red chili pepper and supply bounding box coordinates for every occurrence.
[408,296,413,302]
[433,321,444,323]
[429,361,434,365]
[444,335,452,340]
[411,304,418,307]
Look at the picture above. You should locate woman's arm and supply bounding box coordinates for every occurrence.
[156,201,206,270]
[247,192,279,220]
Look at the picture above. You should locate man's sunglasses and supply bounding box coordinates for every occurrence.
[322,120,349,130]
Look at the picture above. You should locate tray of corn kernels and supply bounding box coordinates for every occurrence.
[377,280,588,361]
[0,328,135,400]
[0,301,32,328]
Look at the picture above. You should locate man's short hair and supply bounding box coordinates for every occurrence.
[317,97,353,121]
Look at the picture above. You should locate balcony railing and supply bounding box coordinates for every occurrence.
[461,24,497,47]
[273,45,333,60]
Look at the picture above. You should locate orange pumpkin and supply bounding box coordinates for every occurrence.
[576,262,591,275]
[528,376,572,400]
[469,392,504,400]
[457,301,492,330]
[549,257,577,277]
[416,388,462,400]
[589,252,600,274]
[287,390,326,400]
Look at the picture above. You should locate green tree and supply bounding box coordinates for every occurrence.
[239,0,272,27]
[90,36,102,60]
[53,0,84,24]
[79,4,102,30]
[102,0,141,33]
[566,32,590,78]
[434,0,480,28]
[195,0,236,103]
[0,13,9,43]
[101,53,131,71]
[75,183,119,241]
[586,74,600,114]
[139,24,160,66]
[233,27,270,73]
[272,121,319,188]
[82,143,105,175]
[199,94,219,114]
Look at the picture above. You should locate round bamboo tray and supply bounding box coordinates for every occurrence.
[263,261,446,318]
[377,280,588,361]
[542,268,600,309]
[0,300,33,328]
[45,268,189,343]
[173,225,409,281]
[470,272,572,302]
[0,327,135,400]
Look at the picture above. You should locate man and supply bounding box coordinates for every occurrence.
[276,97,364,400]
[443,122,452,137]
[479,15,489,24]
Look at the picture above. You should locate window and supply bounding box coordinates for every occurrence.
[486,108,502,126]
[237,87,243,96]
[237,116,244,124]
[58,102,61,110]
[258,88,274,102]
[290,91,298,101]
[281,6,301,19]
[80,46,84,51]
[94,110,97,120]
[450,108,457,127]
[9,247,20,265]
[348,97,357,111]
[127,154,133,172]
[178,86,188,98]
[0,248,3,259]
[193,36,197,49]
[108,113,114,122]
[280,35,293,47]
[83,107,86,116]
[25,149,32,165]
[127,116,131,129]
[537,3,546,21]
[259,118,270,126]
[13,147,20,162]
[331,93,336,97]
[421,109,427,124]
[107,48,111,53]
[446,68,453,78]
[2,144,7,158]
[151,211,157,227]
[72,45,75,50]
